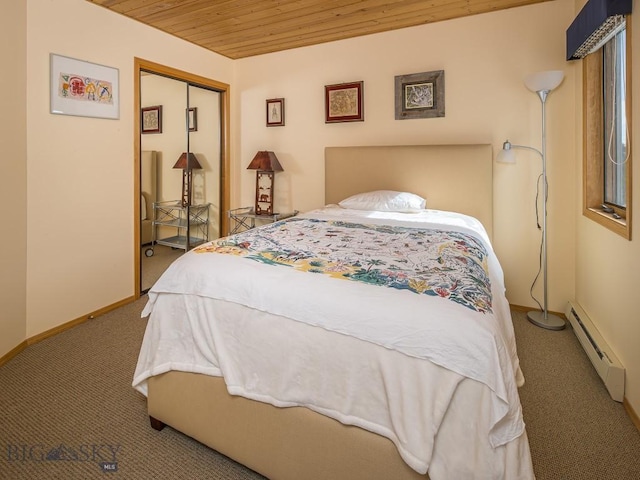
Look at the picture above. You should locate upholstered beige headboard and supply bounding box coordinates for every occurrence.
[325,144,493,237]
[141,150,158,245]
[141,150,158,217]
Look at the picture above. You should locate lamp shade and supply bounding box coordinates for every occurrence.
[173,152,202,170]
[523,71,564,93]
[497,141,517,164]
[246,151,283,172]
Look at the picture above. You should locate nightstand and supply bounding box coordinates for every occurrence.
[227,207,298,234]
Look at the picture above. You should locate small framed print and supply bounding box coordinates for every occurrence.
[395,70,445,120]
[187,107,198,132]
[266,98,285,126]
[141,105,162,134]
[325,81,364,123]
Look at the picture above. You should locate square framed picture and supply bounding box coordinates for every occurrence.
[141,105,162,134]
[50,53,119,119]
[325,81,364,123]
[187,107,198,132]
[395,70,445,120]
[266,98,285,126]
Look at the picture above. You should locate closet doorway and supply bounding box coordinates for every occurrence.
[134,58,230,296]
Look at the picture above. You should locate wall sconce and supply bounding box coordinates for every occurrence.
[173,152,202,207]
[246,151,284,215]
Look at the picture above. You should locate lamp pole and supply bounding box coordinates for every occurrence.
[526,88,566,330]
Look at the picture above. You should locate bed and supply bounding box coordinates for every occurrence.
[133,144,535,480]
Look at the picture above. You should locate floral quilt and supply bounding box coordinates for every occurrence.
[195,218,492,313]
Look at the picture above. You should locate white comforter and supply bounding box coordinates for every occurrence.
[133,206,534,479]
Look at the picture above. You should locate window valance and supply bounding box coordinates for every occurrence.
[566,0,632,60]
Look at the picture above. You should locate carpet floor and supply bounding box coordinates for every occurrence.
[0,298,639,479]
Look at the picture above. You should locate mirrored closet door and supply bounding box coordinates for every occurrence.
[139,71,223,294]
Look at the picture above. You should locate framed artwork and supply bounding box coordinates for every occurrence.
[395,70,445,120]
[266,98,285,126]
[50,53,119,119]
[141,105,163,134]
[325,81,364,123]
[187,107,198,132]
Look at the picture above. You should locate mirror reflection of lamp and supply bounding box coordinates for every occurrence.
[246,151,284,215]
[173,152,202,207]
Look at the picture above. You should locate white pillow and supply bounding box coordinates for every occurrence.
[141,194,147,220]
[338,190,426,212]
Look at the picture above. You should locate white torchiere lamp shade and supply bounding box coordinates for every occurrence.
[523,70,564,93]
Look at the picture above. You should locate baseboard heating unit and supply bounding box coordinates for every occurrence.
[565,301,625,402]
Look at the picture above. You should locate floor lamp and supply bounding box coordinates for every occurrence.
[498,70,566,331]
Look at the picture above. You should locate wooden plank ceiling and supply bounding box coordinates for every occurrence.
[87,0,552,59]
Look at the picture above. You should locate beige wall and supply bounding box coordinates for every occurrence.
[23,0,234,337]
[236,1,577,314]
[0,1,28,357]
[573,1,640,417]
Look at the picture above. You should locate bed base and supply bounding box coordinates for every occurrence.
[148,371,428,480]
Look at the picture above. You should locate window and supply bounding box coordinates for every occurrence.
[583,20,632,240]
[603,29,628,208]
